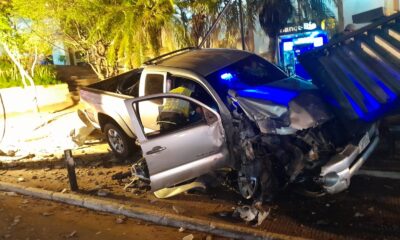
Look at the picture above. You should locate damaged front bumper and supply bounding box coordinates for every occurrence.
[319,124,379,194]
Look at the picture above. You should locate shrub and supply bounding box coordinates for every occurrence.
[0,58,61,88]
[34,65,60,86]
[0,60,20,88]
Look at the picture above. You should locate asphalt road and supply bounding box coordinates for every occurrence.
[0,191,222,240]
[1,148,400,240]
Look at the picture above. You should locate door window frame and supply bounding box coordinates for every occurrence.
[139,71,168,97]
[125,93,223,143]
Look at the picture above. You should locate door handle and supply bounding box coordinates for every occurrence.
[146,146,166,155]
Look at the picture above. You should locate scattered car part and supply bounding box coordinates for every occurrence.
[153,181,206,199]
[233,205,270,226]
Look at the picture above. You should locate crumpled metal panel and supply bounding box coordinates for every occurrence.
[236,92,332,134]
[236,96,290,134]
[289,92,333,130]
[299,13,400,122]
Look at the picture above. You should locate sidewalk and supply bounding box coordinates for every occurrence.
[0,99,98,164]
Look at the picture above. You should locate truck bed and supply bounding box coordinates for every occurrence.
[87,69,142,97]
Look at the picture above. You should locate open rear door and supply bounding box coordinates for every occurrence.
[124,93,228,191]
[299,13,400,122]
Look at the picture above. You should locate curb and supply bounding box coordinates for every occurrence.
[0,181,306,240]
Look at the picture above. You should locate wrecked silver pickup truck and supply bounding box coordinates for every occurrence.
[80,47,381,202]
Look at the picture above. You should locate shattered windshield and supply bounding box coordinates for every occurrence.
[205,55,288,100]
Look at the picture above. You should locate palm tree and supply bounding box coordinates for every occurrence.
[295,0,335,23]
[107,0,174,69]
[334,0,344,31]
[242,0,264,52]
[259,0,294,62]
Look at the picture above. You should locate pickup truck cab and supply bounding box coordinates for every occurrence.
[80,48,380,201]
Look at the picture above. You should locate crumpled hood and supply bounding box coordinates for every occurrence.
[231,78,333,134]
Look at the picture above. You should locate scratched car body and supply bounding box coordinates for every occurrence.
[80,48,379,201]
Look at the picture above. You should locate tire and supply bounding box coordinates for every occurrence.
[104,123,136,159]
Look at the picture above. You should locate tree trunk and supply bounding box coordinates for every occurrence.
[267,36,277,63]
[31,46,38,77]
[1,42,40,113]
[246,29,255,52]
[336,0,344,32]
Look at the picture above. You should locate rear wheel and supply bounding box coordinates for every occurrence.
[104,123,136,159]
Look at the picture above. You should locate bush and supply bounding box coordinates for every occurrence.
[0,61,20,88]
[0,58,61,89]
[34,65,60,86]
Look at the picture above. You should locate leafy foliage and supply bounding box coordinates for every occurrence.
[0,57,59,88]
[3,0,341,79]
[13,0,175,79]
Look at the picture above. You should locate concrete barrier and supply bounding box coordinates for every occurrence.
[0,84,70,114]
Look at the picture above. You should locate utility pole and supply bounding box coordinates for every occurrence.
[238,0,246,50]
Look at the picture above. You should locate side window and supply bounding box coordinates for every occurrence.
[135,96,211,138]
[144,74,164,104]
[170,76,219,112]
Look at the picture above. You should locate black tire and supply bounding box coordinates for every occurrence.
[104,123,136,159]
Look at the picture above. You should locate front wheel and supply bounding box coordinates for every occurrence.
[104,123,136,159]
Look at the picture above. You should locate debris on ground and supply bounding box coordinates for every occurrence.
[178,227,185,232]
[316,220,329,225]
[66,230,77,239]
[41,212,55,217]
[172,205,186,215]
[154,181,206,199]
[17,177,25,182]
[115,215,127,224]
[233,205,270,226]
[354,212,364,218]
[97,189,110,197]
[70,110,96,146]
[10,215,21,227]
[368,207,375,212]
[0,110,104,163]
[182,234,194,240]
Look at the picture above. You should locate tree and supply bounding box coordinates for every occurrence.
[295,0,335,24]
[0,0,53,112]
[259,0,294,62]
[242,0,263,51]
[13,0,174,79]
[174,0,225,47]
[334,0,344,31]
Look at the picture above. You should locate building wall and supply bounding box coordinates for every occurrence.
[343,0,384,26]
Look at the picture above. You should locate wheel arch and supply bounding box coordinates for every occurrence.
[98,112,136,139]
